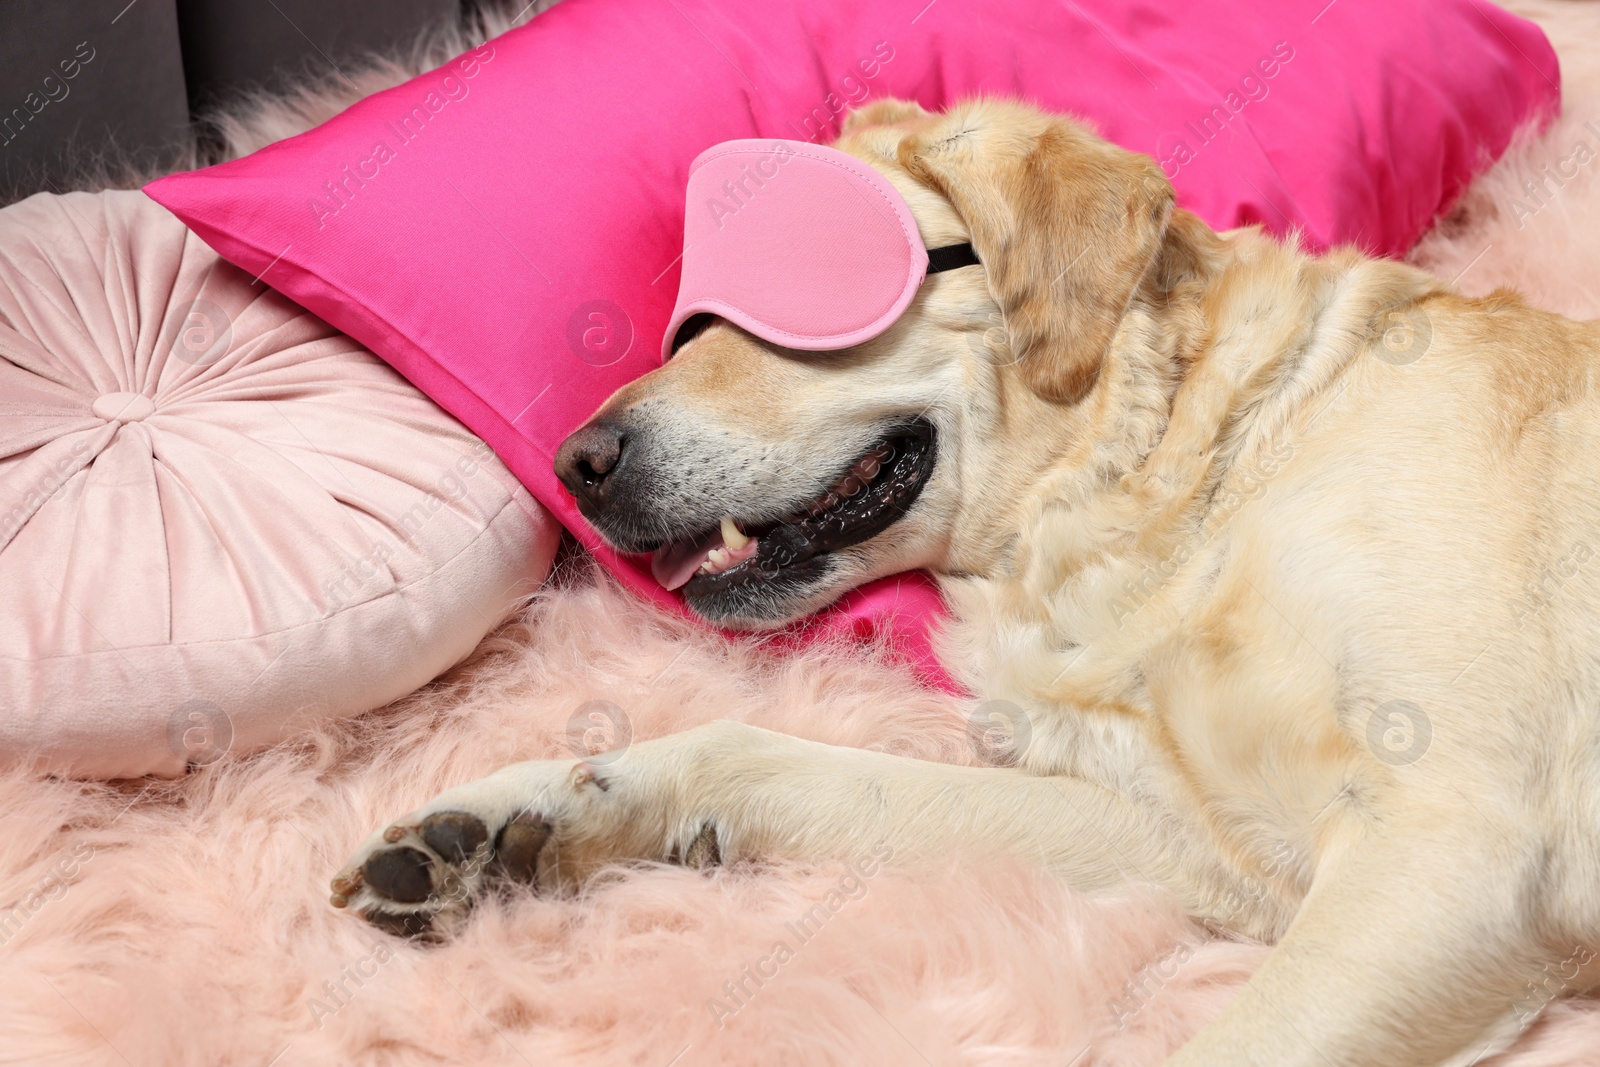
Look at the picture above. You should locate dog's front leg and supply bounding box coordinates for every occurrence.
[333,720,1209,938]
[1161,811,1564,1067]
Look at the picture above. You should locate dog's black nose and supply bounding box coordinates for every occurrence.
[554,419,628,511]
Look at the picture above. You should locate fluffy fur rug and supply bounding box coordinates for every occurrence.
[5,3,1600,1064]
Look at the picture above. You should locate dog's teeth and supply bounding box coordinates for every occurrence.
[721,515,749,550]
[698,537,758,576]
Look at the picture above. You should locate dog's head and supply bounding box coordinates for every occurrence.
[554,98,1179,627]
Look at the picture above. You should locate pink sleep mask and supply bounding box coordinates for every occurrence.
[662,139,980,359]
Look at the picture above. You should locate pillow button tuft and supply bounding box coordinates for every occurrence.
[91,391,156,423]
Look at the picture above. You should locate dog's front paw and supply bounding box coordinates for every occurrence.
[333,727,752,939]
[330,757,606,939]
[331,805,556,940]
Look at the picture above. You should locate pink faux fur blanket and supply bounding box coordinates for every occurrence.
[5,2,1600,1064]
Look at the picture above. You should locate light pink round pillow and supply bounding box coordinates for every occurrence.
[0,191,560,778]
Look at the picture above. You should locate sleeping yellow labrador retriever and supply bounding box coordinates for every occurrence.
[333,98,1600,1065]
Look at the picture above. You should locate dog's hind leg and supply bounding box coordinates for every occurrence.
[332,719,1221,939]
[1160,809,1573,1067]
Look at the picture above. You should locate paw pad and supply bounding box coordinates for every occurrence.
[361,846,433,903]
[420,810,490,863]
[490,811,551,884]
[338,808,557,939]
[361,908,435,938]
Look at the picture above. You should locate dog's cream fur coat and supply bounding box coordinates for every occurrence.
[340,93,1600,1066]
[7,2,1600,1064]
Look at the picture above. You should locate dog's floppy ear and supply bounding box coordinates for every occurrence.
[841,98,929,137]
[898,99,1174,404]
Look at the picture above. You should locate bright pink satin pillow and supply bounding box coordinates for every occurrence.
[144,0,1557,687]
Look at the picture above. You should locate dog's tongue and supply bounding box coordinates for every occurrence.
[651,527,725,591]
